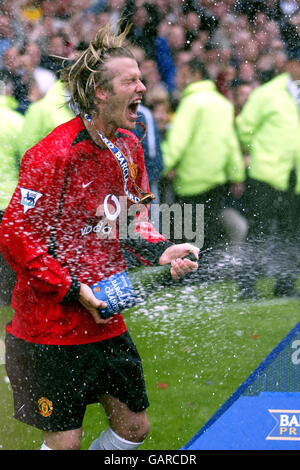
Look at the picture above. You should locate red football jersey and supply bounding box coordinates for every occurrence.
[0,116,170,345]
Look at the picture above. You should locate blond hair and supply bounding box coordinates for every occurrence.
[60,23,135,116]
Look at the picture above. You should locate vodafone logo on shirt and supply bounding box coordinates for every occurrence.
[103,194,121,220]
[81,193,120,239]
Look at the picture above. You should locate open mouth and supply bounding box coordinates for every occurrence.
[127,100,141,119]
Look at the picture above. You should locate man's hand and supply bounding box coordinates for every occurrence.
[159,243,200,280]
[78,283,111,324]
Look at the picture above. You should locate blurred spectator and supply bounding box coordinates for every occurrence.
[0,71,23,305]
[146,84,174,206]
[231,30,253,66]
[0,13,15,69]
[40,31,71,73]
[121,1,176,93]
[210,13,237,50]
[167,24,186,57]
[128,108,164,264]
[201,42,221,80]
[121,1,162,58]
[215,64,236,101]
[256,54,276,83]
[26,5,57,46]
[0,71,23,211]
[18,79,73,157]
[20,0,43,24]
[183,9,201,50]
[162,58,245,249]
[22,41,56,95]
[133,104,164,206]
[233,82,254,114]
[236,48,300,298]
[154,32,176,93]
[2,46,30,114]
[139,58,161,90]
[17,53,43,102]
[238,61,258,85]
[145,84,171,140]
[0,1,27,46]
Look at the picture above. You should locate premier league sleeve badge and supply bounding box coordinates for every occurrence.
[20,187,43,214]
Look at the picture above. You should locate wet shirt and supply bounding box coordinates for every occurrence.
[0,116,170,345]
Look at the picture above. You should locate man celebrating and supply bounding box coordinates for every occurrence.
[0,24,198,451]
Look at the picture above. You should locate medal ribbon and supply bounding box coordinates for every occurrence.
[84,113,155,204]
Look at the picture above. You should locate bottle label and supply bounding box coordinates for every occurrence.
[90,271,137,318]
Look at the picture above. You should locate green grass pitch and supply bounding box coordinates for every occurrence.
[0,277,299,450]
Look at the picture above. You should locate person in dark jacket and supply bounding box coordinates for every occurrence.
[133,103,164,204]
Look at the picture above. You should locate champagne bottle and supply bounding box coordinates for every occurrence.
[91,254,198,318]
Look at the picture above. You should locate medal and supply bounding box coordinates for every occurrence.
[84,114,155,205]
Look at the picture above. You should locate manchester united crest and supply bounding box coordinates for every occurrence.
[38,397,53,417]
[129,163,138,181]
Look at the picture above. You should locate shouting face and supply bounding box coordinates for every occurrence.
[95,57,146,136]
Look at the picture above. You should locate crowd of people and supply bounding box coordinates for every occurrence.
[0,1,299,111]
[0,0,300,300]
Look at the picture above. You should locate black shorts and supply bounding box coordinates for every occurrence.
[5,331,149,432]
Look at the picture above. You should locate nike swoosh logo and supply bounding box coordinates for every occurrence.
[82,180,94,188]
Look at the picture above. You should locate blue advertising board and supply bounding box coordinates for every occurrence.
[183,322,300,450]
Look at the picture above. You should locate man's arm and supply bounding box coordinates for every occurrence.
[0,146,74,303]
[122,137,200,272]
